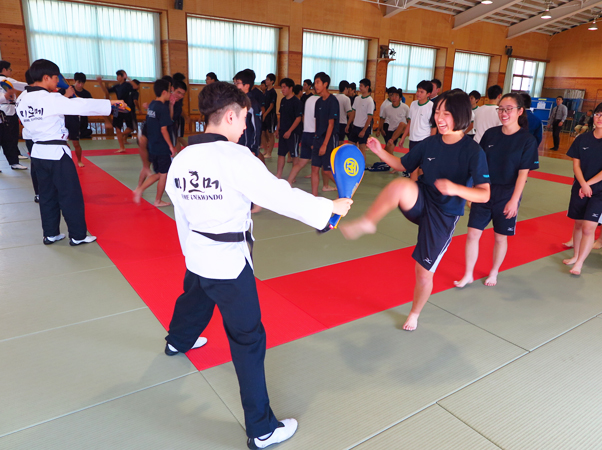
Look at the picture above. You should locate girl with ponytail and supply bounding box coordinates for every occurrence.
[455,92,539,288]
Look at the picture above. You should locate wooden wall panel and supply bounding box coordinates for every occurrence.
[0,25,29,81]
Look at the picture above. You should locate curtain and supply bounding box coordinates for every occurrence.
[503,57,515,94]
[532,61,546,97]
[23,0,160,81]
[187,17,278,84]
[505,57,546,97]
[451,51,490,96]
[386,43,436,92]
[302,32,367,88]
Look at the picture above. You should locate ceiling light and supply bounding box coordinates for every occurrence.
[541,5,552,19]
[588,19,598,30]
[481,0,493,4]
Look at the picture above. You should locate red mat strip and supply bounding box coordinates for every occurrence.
[528,171,574,185]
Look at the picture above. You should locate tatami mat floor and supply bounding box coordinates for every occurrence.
[0,131,600,450]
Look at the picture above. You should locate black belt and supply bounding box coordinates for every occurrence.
[36,140,69,146]
[193,230,254,260]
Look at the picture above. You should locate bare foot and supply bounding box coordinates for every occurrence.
[569,264,582,275]
[322,185,337,192]
[402,313,420,331]
[115,149,126,153]
[562,241,574,248]
[454,275,474,288]
[133,188,142,204]
[251,204,263,214]
[563,257,577,265]
[78,161,85,167]
[593,240,602,250]
[339,217,377,240]
[264,153,272,158]
[484,273,498,287]
[154,200,171,207]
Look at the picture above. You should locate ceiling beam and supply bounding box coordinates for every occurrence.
[453,0,524,29]
[507,0,602,38]
[383,0,423,18]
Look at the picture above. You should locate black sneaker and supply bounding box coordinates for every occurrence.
[43,234,66,245]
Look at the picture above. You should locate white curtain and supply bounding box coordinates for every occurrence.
[302,32,367,87]
[187,17,278,84]
[451,52,490,95]
[23,0,160,81]
[386,43,435,92]
[532,61,546,97]
[505,57,546,97]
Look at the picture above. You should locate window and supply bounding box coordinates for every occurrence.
[23,0,160,81]
[451,52,490,95]
[187,17,278,84]
[302,31,367,88]
[386,43,436,93]
[504,58,546,97]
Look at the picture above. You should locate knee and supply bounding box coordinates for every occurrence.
[582,223,596,236]
[466,228,482,240]
[494,233,507,244]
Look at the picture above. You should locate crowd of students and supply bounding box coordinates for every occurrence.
[2,56,602,449]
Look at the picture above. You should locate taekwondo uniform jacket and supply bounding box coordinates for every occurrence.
[16,86,111,160]
[166,133,334,280]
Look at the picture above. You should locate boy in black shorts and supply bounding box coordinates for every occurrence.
[233,69,265,164]
[348,78,375,163]
[276,78,303,179]
[98,70,134,153]
[73,72,93,139]
[341,90,490,331]
[133,79,174,207]
[311,72,339,196]
[262,73,277,158]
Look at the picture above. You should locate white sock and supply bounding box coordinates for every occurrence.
[258,431,273,440]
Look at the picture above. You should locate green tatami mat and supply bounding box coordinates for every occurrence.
[0,187,37,205]
[353,404,499,450]
[538,156,574,178]
[0,201,41,224]
[0,373,244,450]
[0,308,195,436]
[202,302,525,449]
[439,317,602,450]
[430,252,602,351]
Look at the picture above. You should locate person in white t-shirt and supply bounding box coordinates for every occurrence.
[464,90,481,138]
[375,87,395,140]
[473,85,502,144]
[334,80,354,143]
[348,78,375,161]
[382,89,410,155]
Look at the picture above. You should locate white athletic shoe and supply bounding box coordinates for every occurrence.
[43,234,66,245]
[165,336,208,355]
[11,164,27,170]
[247,419,298,449]
[18,154,29,160]
[69,235,97,246]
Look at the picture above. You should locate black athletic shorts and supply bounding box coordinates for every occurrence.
[339,123,348,143]
[400,182,460,272]
[278,134,301,158]
[300,132,314,160]
[263,113,277,134]
[141,122,148,138]
[65,115,80,141]
[384,129,399,146]
[148,153,171,174]
[113,112,134,130]
[468,184,519,236]
[312,133,338,170]
[348,124,372,145]
[567,181,602,222]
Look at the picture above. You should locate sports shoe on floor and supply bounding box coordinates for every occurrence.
[69,235,97,246]
[165,336,208,356]
[43,234,66,245]
[247,419,298,449]
[34,195,39,203]
[11,164,27,170]
[18,154,29,160]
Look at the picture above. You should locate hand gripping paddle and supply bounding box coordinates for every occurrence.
[318,144,365,233]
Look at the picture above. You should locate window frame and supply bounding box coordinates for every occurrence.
[386,41,437,93]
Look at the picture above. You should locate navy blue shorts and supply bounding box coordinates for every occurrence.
[339,123,348,143]
[384,129,398,146]
[65,115,80,141]
[468,185,519,236]
[278,134,300,158]
[408,140,421,150]
[400,183,459,272]
[113,112,133,130]
[349,124,371,145]
[311,134,338,170]
[300,132,313,160]
[263,113,277,134]
[149,153,171,174]
[567,181,602,222]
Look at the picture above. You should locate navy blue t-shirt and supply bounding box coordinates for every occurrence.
[108,82,135,109]
[238,91,262,153]
[314,94,339,138]
[146,100,173,155]
[264,88,277,118]
[567,132,602,185]
[479,126,539,186]
[279,96,303,137]
[248,88,265,112]
[401,134,490,216]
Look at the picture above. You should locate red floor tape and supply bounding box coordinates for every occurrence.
[78,152,576,370]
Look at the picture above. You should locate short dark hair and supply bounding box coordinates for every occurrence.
[387,86,397,95]
[594,102,602,115]
[116,70,126,77]
[303,79,312,86]
[280,77,295,88]
[266,73,276,83]
[173,80,187,92]
[431,79,442,89]
[435,89,472,131]
[29,59,60,83]
[501,93,529,130]
[520,92,532,108]
[293,84,302,95]
[390,89,401,98]
[162,75,174,86]
[557,96,564,100]
[25,70,33,85]
[359,78,371,91]
[350,82,357,90]
[131,79,141,86]
[417,80,433,94]
[260,80,266,86]
[314,72,331,89]
[153,79,170,97]
[206,72,218,81]
[339,80,349,92]
[0,60,10,72]
[198,81,251,126]
[468,90,481,102]
[173,72,186,82]
[234,69,256,88]
[487,85,503,100]
[74,72,87,83]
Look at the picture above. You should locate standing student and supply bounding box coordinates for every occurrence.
[348,78,375,162]
[464,90,481,139]
[16,59,122,246]
[98,70,135,153]
[300,79,312,105]
[293,84,303,100]
[340,90,490,331]
[233,69,264,164]
[262,73,277,158]
[205,72,218,84]
[164,81,352,449]
[286,88,319,187]
[562,103,602,275]
[133,79,175,207]
[58,84,86,168]
[334,80,353,143]
[348,82,358,106]
[276,78,303,179]
[520,93,543,147]
[0,60,29,169]
[376,87,395,139]
[169,80,187,152]
[73,72,93,139]
[129,78,141,137]
[430,79,441,101]
[548,96,568,151]
[382,89,410,155]
[473,85,502,144]
[398,80,435,152]
[455,93,539,288]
